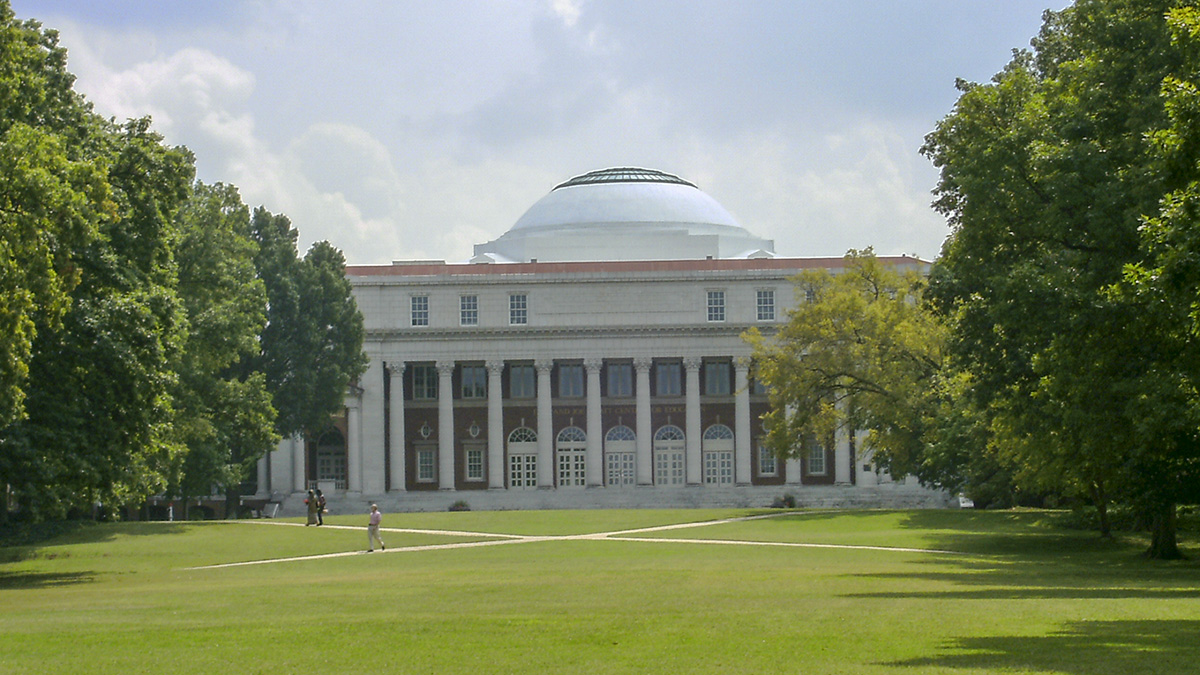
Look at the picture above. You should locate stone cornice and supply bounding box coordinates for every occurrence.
[366,323,766,342]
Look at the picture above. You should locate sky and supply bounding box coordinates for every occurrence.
[12,1,1070,265]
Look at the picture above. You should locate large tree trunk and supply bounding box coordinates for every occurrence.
[224,484,239,520]
[1147,501,1183,560]
[1089,481,1111,539]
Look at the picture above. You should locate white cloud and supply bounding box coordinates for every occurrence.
[550,0,584,28]
[30,1,1055,267]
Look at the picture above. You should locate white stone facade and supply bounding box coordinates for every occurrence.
[256,168,947,513]
[258,257,945,513]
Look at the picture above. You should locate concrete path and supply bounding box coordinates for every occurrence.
[186,511,962,570]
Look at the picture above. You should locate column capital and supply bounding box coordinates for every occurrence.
[535,358,554,373]
[633,356,653,372]
[387,361,406,379]
[486,359,505,375]
[734,355,752,371]
[683,356,702,371]
[584,357,603,372]
[436,360,456,376]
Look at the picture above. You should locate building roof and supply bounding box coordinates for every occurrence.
[551,167,698,190]
[472,167,774,263]
[348,255,930,279]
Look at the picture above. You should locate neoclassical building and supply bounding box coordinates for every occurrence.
[258,168,945,511]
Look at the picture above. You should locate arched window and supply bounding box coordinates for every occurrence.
[703,424,734,440]
[556,426,586,443]
[556,426,587,487]
[702,424,734,486]
[654,425,685,485]
[605,425,636,442]
[654,425,685,441]
[508,427,537,443]
[315,428,347,489]
[507,427,538,488]
[604,425,636,487]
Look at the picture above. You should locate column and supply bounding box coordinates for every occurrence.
[487,360,505,489]
[347,393,363,493]
[634,357,653,486]
[857,430,878,487]
[291,433,306,493]
[734,356,752,485]
[388,363,407,492]
[359,360,387,495]
[437,360,456,490]
[684,357,702,486]
[835,422,852,485]
[536,359,554,488]
[784,404,802,486]
[785,457,803,485]
[256,454,269,496]
[585,358,603,487]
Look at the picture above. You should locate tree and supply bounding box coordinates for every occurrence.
[3,117,194,520]
[0,5,108,429]
[747,251,970,490]
[170,182,277,518]
[1119,5,1200,555]
[249,207,367,443]
[923,0,1200,556]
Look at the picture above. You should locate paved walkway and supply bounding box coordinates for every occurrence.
[186,512,963,570]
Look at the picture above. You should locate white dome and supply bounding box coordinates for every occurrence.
[473,168,774,263]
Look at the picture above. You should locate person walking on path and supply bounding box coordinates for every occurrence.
[315,489,326,526]
[366,504,385,552]
[305,489,319,526]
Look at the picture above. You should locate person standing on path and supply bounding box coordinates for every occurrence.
[366,503,385,552]
[305,489,319,526]
[315,489,326,526]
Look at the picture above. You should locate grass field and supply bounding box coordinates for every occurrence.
[2,509,1198,674]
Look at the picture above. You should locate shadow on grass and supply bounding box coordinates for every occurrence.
[0,570,95,589]
[888,620,1200,674]
[848,563,1200,600]
[0,521,193,564]
[844,511,1200,602]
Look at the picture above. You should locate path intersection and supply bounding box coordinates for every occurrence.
[187,511,963,570]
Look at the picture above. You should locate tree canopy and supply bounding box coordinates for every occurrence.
[747,251,950,483]
[923,0,1200,557]
[0,3,366,522]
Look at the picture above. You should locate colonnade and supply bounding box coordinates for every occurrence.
[262,355,857,496]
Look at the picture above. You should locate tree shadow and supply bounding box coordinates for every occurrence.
[840,511,1200,603]
[0,521,193,566]
[888,620,1200,674]
[0,570,95,589]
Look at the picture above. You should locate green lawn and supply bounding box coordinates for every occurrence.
[2,509,1198,674]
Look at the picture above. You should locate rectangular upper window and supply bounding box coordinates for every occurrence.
[558,364,584,398]
[655,361,682,397]
[461,365,486,399]
[752,376,769,396]
[704,361,731,396]
[757,289,776,321]
[412,364,437,400]
[460,295,478,326]
[465,447,484,481]
[510,364,535,399]
[411,295,429,327]
[416,448,436,482]
[707,290,725,322]
[758,443,778,477]
[808,443,826,475]
[509,293,528,325]
[606,363,632,397]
